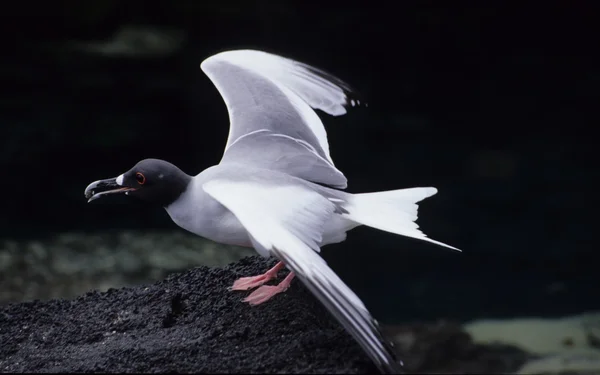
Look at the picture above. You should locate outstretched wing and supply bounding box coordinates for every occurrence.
[202,179,403,374]
[200,49,363,189]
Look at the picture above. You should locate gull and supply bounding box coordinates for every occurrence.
[84,49,460,374]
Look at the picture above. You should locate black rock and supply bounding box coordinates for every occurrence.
[384,321,531,374]
[0,256,377,374]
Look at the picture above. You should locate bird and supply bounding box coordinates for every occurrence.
[84,49,460,374]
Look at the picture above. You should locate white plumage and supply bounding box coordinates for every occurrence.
[201,49,356,167]
[88,49,461,375]
[196,49,460,373]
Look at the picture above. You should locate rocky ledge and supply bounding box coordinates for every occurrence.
[1,256,530,373]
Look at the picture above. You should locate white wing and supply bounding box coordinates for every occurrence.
[202,179,403,374]
[200,49,363,189]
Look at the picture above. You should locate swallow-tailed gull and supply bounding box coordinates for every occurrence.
[84,49,460,374]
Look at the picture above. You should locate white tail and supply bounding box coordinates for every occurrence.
[343,187,460,251]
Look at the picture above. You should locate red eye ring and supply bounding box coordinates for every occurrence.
[135,172,146,185]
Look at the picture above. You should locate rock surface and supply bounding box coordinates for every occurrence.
[0,256,377,373]
[0,255,534,374]
[385,322,531,374]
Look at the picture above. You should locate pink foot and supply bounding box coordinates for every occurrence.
[243,272,296,305]
[230,261,285,291]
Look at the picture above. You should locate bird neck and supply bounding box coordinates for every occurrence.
[160,169,193,208]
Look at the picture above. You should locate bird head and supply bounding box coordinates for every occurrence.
[84,158,191,207]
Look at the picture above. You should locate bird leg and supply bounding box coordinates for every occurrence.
[230,261,285,291]
[243,271,296,305]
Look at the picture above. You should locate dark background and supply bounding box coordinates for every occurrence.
[0,2,597,324]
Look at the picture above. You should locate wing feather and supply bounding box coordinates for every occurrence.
[200,49,361,189]
[202,179,403,374]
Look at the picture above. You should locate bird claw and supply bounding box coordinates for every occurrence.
[242,272,295,306]
[243,285,285,305]
[230,274,272,291]
[229,261,285,291]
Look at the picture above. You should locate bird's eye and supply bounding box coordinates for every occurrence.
[135,172,146,185]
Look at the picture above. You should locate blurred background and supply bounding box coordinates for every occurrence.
[0,1,598,369]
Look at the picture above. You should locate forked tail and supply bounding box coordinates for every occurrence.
[343,187,460,251]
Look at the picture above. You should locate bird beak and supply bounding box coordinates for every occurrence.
[84,177,137,203]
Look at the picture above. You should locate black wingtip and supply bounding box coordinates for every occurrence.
[300,62,368,112]
[369,322,405,374]
[378,339,405,374]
